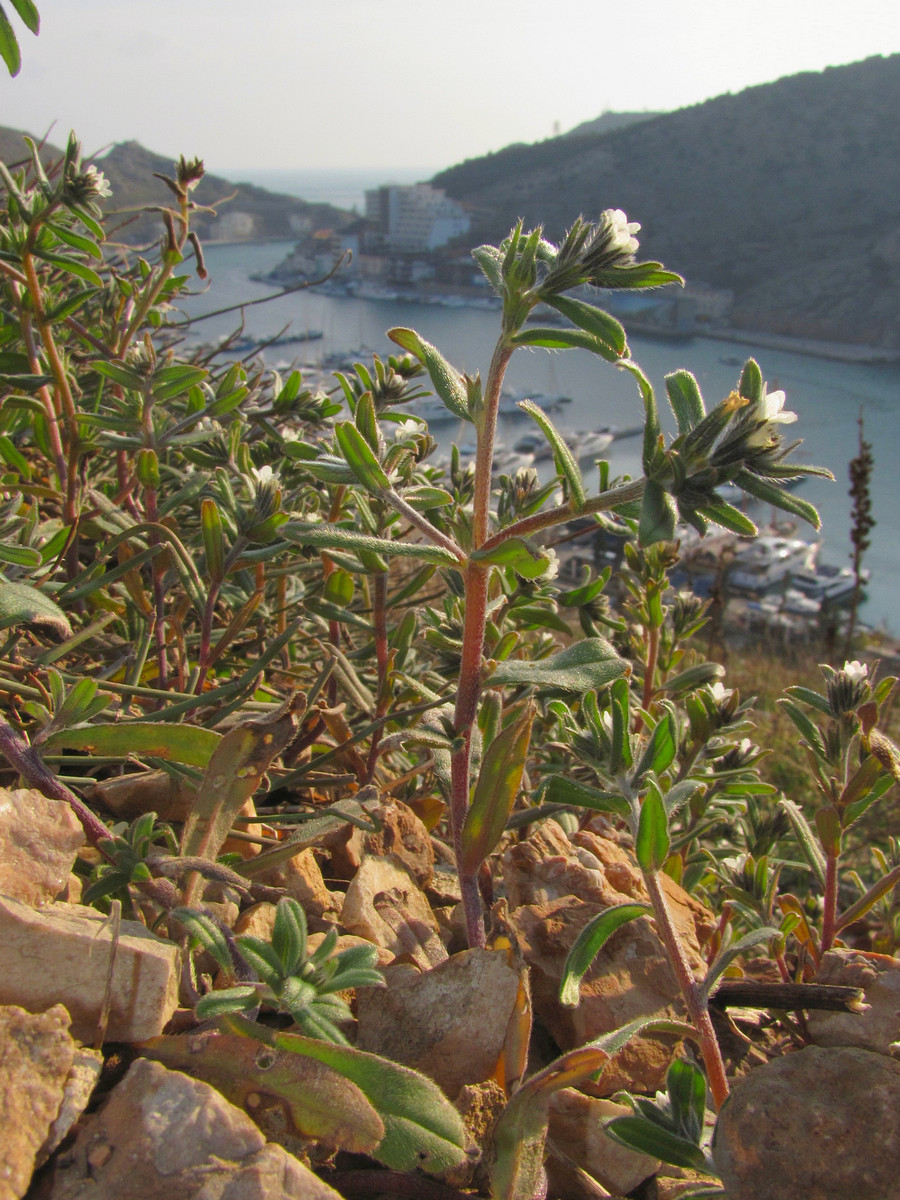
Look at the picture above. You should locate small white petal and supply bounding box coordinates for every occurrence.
[842,660,868,684]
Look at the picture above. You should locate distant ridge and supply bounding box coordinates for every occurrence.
[433,56,900,348]
[0,129,355,244]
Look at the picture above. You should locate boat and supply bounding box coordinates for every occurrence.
[568,429,615,462]
[789,563,870,606]
[728,535,820,594]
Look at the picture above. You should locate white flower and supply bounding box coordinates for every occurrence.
[842,660,868,685]
[251,464,275,487]
[605,208,641,256]
[760,390,797,426]
[391,419,421,441]
[539,547,559,580]
[709,681,733,704]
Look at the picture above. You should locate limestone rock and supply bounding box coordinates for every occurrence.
[35,1057,343,1200]
[254,847,340,919]
[38,1046,104,1167]
[512,895,701,1095]
[0,895,180,1043]
[90,769,196,822]
[807,947,900,1054]
[712,1045,900,1200]
[0,788,84,907]
[341,856,442,961]
[356,948,521,1096]
[328,797,434,887]
[547,1089,660,1196]
[0,1004,78,1200]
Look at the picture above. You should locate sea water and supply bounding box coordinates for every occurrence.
[177,240,900,633]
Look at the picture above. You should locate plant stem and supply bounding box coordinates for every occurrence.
[0,720,110,848]
[642,867,730,1110]
[822,850,838,952]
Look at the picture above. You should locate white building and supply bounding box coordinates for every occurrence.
[364,183,470,253]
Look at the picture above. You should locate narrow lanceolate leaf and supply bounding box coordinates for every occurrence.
[732,470,821,529]
[634,705,677,780]
[777,698,827,759]
[138,1027,385,1155]
[10,0,40,33]
[665,370,706,435]
[225,1016,469,1174]
[639,479,677,546]
[471,536,553,580]
[0,8,22,75]
[334,421,390,492]
[43,721,221,767]
[283,522,460,567]
[701,926,782,1002]
[517,397,585,506]
[92,360,148,390]
[489,638,629,694]
[559,903,652,1006]
[180,694,306,905]
[604,1117,709,1171]
[200,499,225,583]
[386,328,470,421]
[635,781,670,873]
[779,798,826,887]
[699,498,757,537]
[30,248,103,287]
[271,898,308,975]
[0,579,71,640]
[46,222,102,259]
[667,1057,707,1142]
[541,293,627,358]
[538,775,631,820]
[460,703,535,874]
[509,325,622,363]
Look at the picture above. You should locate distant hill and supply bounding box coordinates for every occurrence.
[433,56,900,348]
[565,111,662,138]
[0,129,354,244]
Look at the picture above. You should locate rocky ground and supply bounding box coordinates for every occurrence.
[3,783,900,1199]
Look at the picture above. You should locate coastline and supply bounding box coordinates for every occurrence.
[687,325,900,366]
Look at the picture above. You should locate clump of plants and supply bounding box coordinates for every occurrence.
[2,129,899,1200]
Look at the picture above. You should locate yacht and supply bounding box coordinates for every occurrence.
[728,536,820,594]
[789,563,869,605]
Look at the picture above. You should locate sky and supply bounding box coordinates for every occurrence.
[2,0,899,175]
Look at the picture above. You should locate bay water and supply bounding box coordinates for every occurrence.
[178,239,900,633]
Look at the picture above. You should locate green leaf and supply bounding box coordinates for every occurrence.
[9,0,39,34]
[779,798,826,887]
[0,579,71,640]
[634,706,677,779]
[639,479,677,545]
[777,698,827,759]
[560,903,652,1006]
[609,675,632,773]
[30,248,103,287]
[665,370,706,435]
[272,898,308,975]
[659,662,725,694]
[538,775,630,819]
[472,536,553,580]
[783,685,832,716]
[171,907,234,974]
[139,1026,385,1155]
[733,470,821,529]
[460,703,534,874]
[93,360,148,390]
[334,421,390,492]
[698,498,758,537]
[194,986,261,1020]
[635,781,670,872]
[284,522,460,567]
[701,925,781,1001]
[0,7,22,75]
[0,542,41,568]
[605,1116,709,1171]
[510,325,621,363]
[667,1057,707,1142]
[44,720,221,767]
[46,221,101,259]
[542,293,627,357]
[386,328,469,421]
[226,1016,469,1173]
[517,397,585,506]
[489,638,629,694]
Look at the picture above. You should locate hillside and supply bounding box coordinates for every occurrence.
[0,129,354,244]
[433,56,900,348]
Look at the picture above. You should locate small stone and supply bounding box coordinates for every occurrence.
[233,901,278,940]
[0,788,84,908]
[254,848,339,918]
[547,1089,659,1196]
[0,895,180,1043]
[0,1003,77,1200]
[356,948,521,1096]
[328,797,434,887]
[34,1057,343,1200]
[807,947,900,1055]
[90,769,196,822]
[341,857,440,959]
[37,1047,104,1166]
[712,1045,900,1200]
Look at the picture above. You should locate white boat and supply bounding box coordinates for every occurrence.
[728,535,820,593]
[568,429,615,462]
[789,563,870,605]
